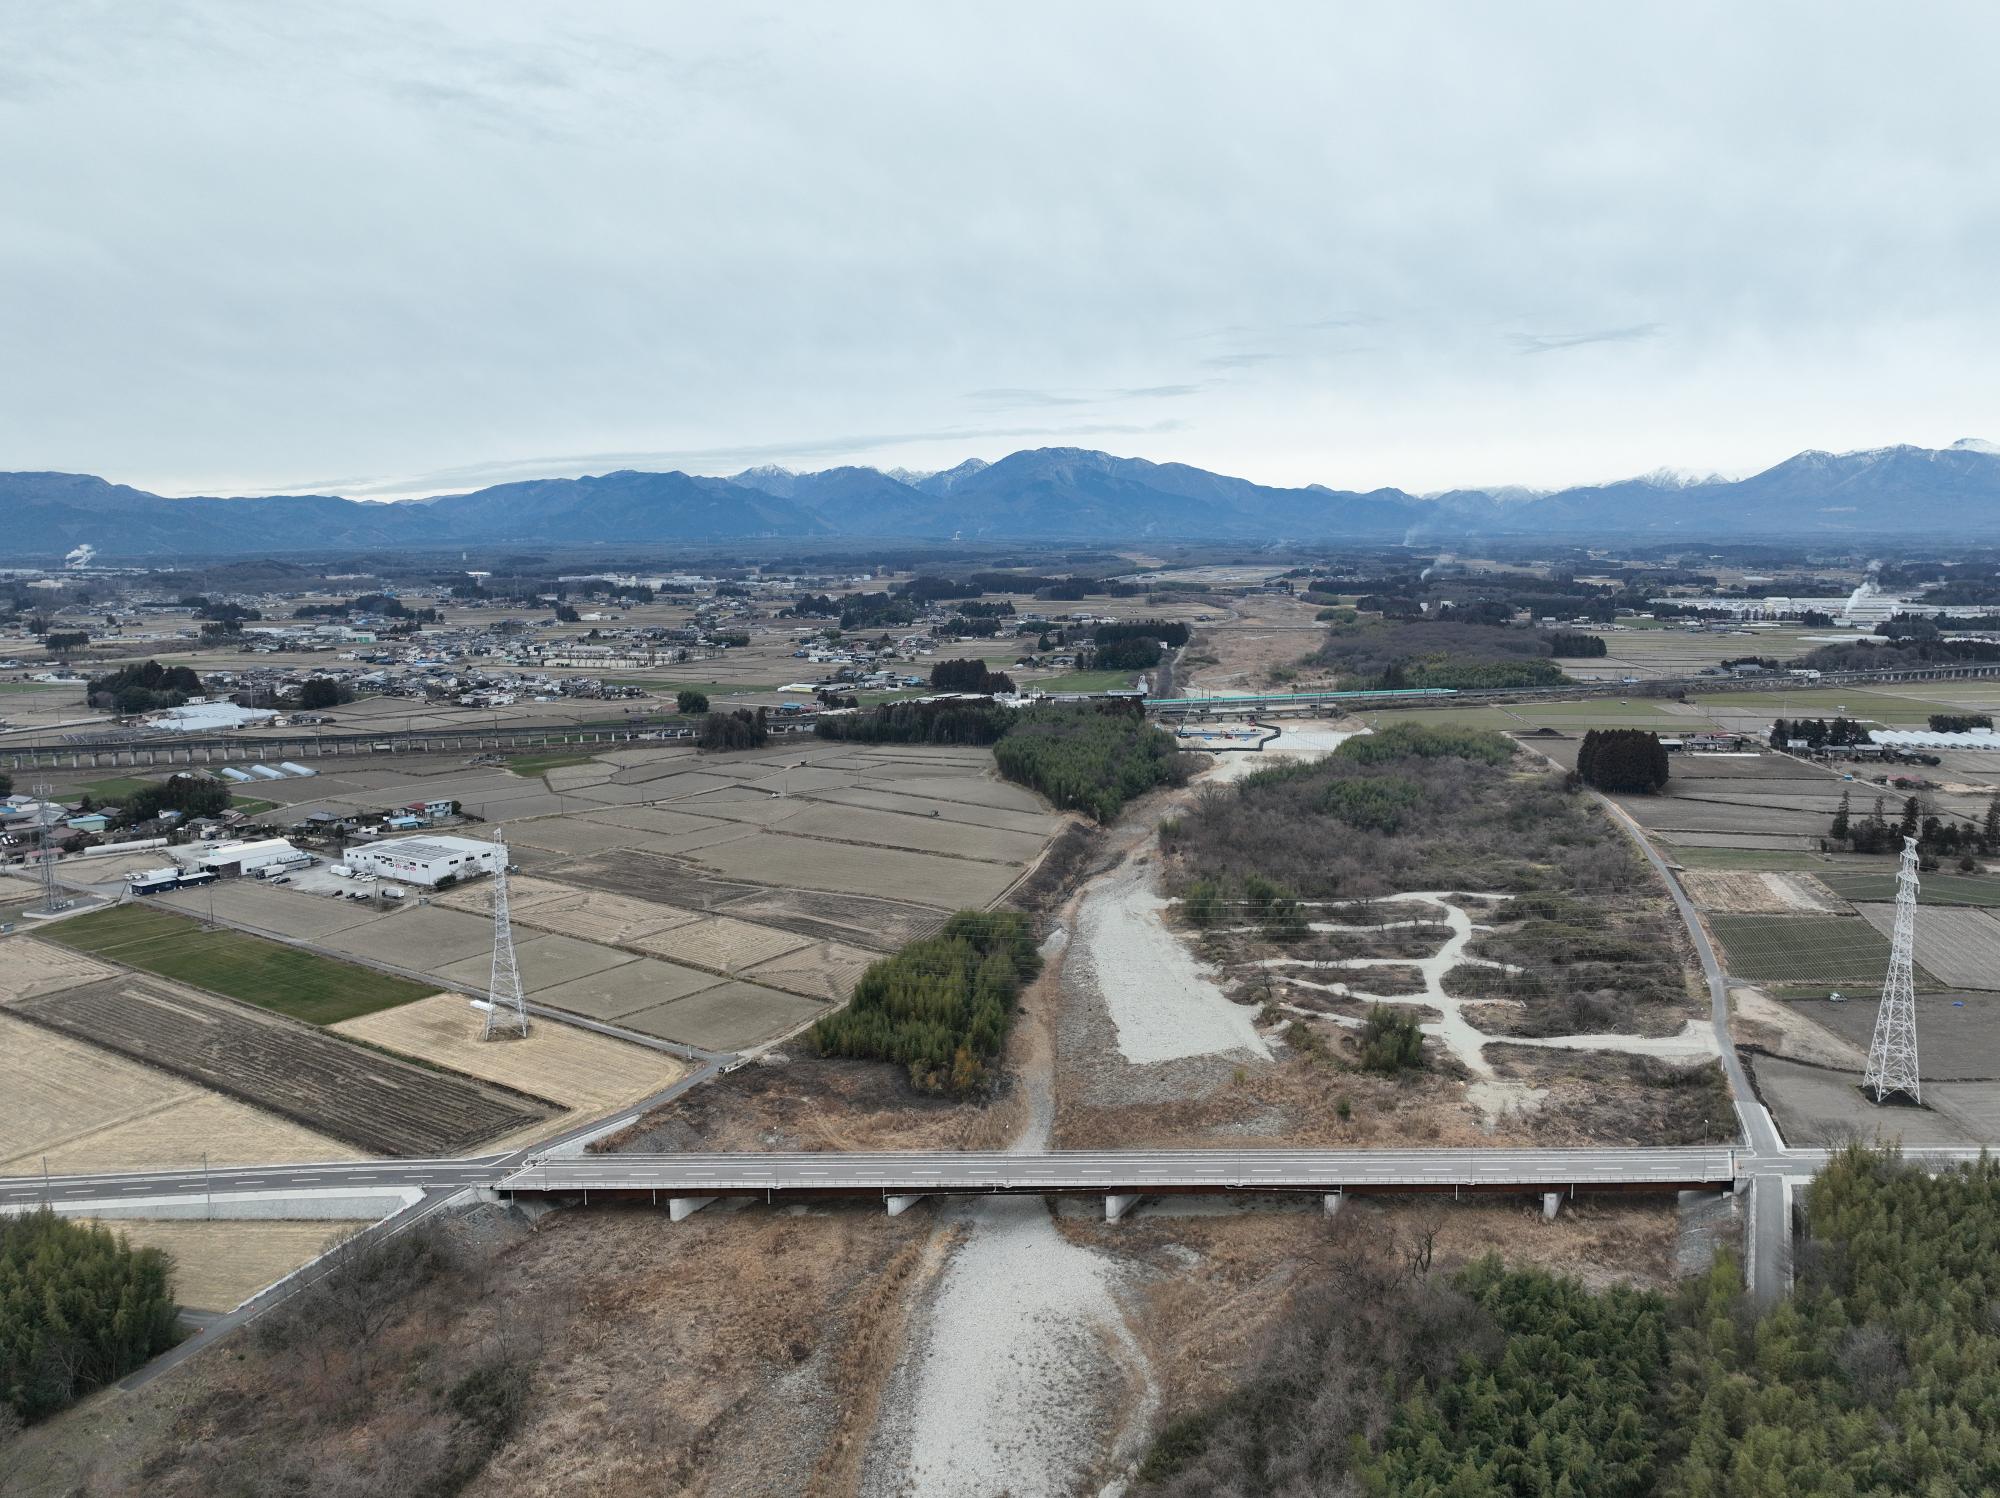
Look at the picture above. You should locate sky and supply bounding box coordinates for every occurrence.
[3,2,1998,501]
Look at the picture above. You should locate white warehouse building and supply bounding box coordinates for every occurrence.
[196,838,310,877]
[345,835,503,887]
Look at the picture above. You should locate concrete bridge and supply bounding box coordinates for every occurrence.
[492,1145,1741,1223]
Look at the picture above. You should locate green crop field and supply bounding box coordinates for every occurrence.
[1514,699,1680,720]
[504,749,604,777]
[1708,913,1932,986]
[1688,687,1954,723]
[1035,670,1138,693]
[1816,870,2000,907]
[1354,705,1525,731]
[44,903,433,1025]
[73,776,158,803]
[1669,848,1831,872]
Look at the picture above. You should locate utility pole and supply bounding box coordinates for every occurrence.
[483,839,529,1040]
[1865,836,1923,1105]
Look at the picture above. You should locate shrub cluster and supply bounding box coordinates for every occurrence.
[1168,724,1636,899]
[1310,619,1569,690]
[1357,1004,1426,1073]
[811,911,1041,1094]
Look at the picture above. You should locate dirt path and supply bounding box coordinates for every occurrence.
[1251,890,1720,1121]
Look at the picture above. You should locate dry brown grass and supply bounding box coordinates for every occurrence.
[0,936,118,1003]
[0,1012,362,1173]
[1178,591,1330,694]
[90,1219,368,1312]
[1730,983,1869,1068]
[332,993,686,1138]
[1681,869,1845,914]
[1056,1193,1676,1425]
[600,1056,1018,1154]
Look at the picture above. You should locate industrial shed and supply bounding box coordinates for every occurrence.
[345,834,503,887]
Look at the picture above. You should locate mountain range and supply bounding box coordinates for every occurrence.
[6,440,2000,559]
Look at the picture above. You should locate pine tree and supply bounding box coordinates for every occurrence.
[1831,789,1851,842]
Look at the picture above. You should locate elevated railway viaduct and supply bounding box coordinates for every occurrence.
[5,661,1998,771]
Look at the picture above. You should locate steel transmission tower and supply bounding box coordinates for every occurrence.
[33,783,70,916]
[483,841,529,1040]
[1864,835,1922,1105]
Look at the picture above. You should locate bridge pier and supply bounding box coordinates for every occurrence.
[1322,1192,1343,1217]
[1542,1191,1563,1220]
[884,1194,925,1217]
[667,1195,716,1222]
[1104,1193,1142,1223]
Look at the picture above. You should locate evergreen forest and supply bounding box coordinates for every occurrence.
[1143,1147,2000,1496]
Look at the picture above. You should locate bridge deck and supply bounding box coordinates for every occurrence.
[497,1147,1739,1199]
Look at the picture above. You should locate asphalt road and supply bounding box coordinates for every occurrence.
[0,1159,497,1209]
[1601,798,1782,1156]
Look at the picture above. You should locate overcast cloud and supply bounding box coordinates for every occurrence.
[3,2,1997,498]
